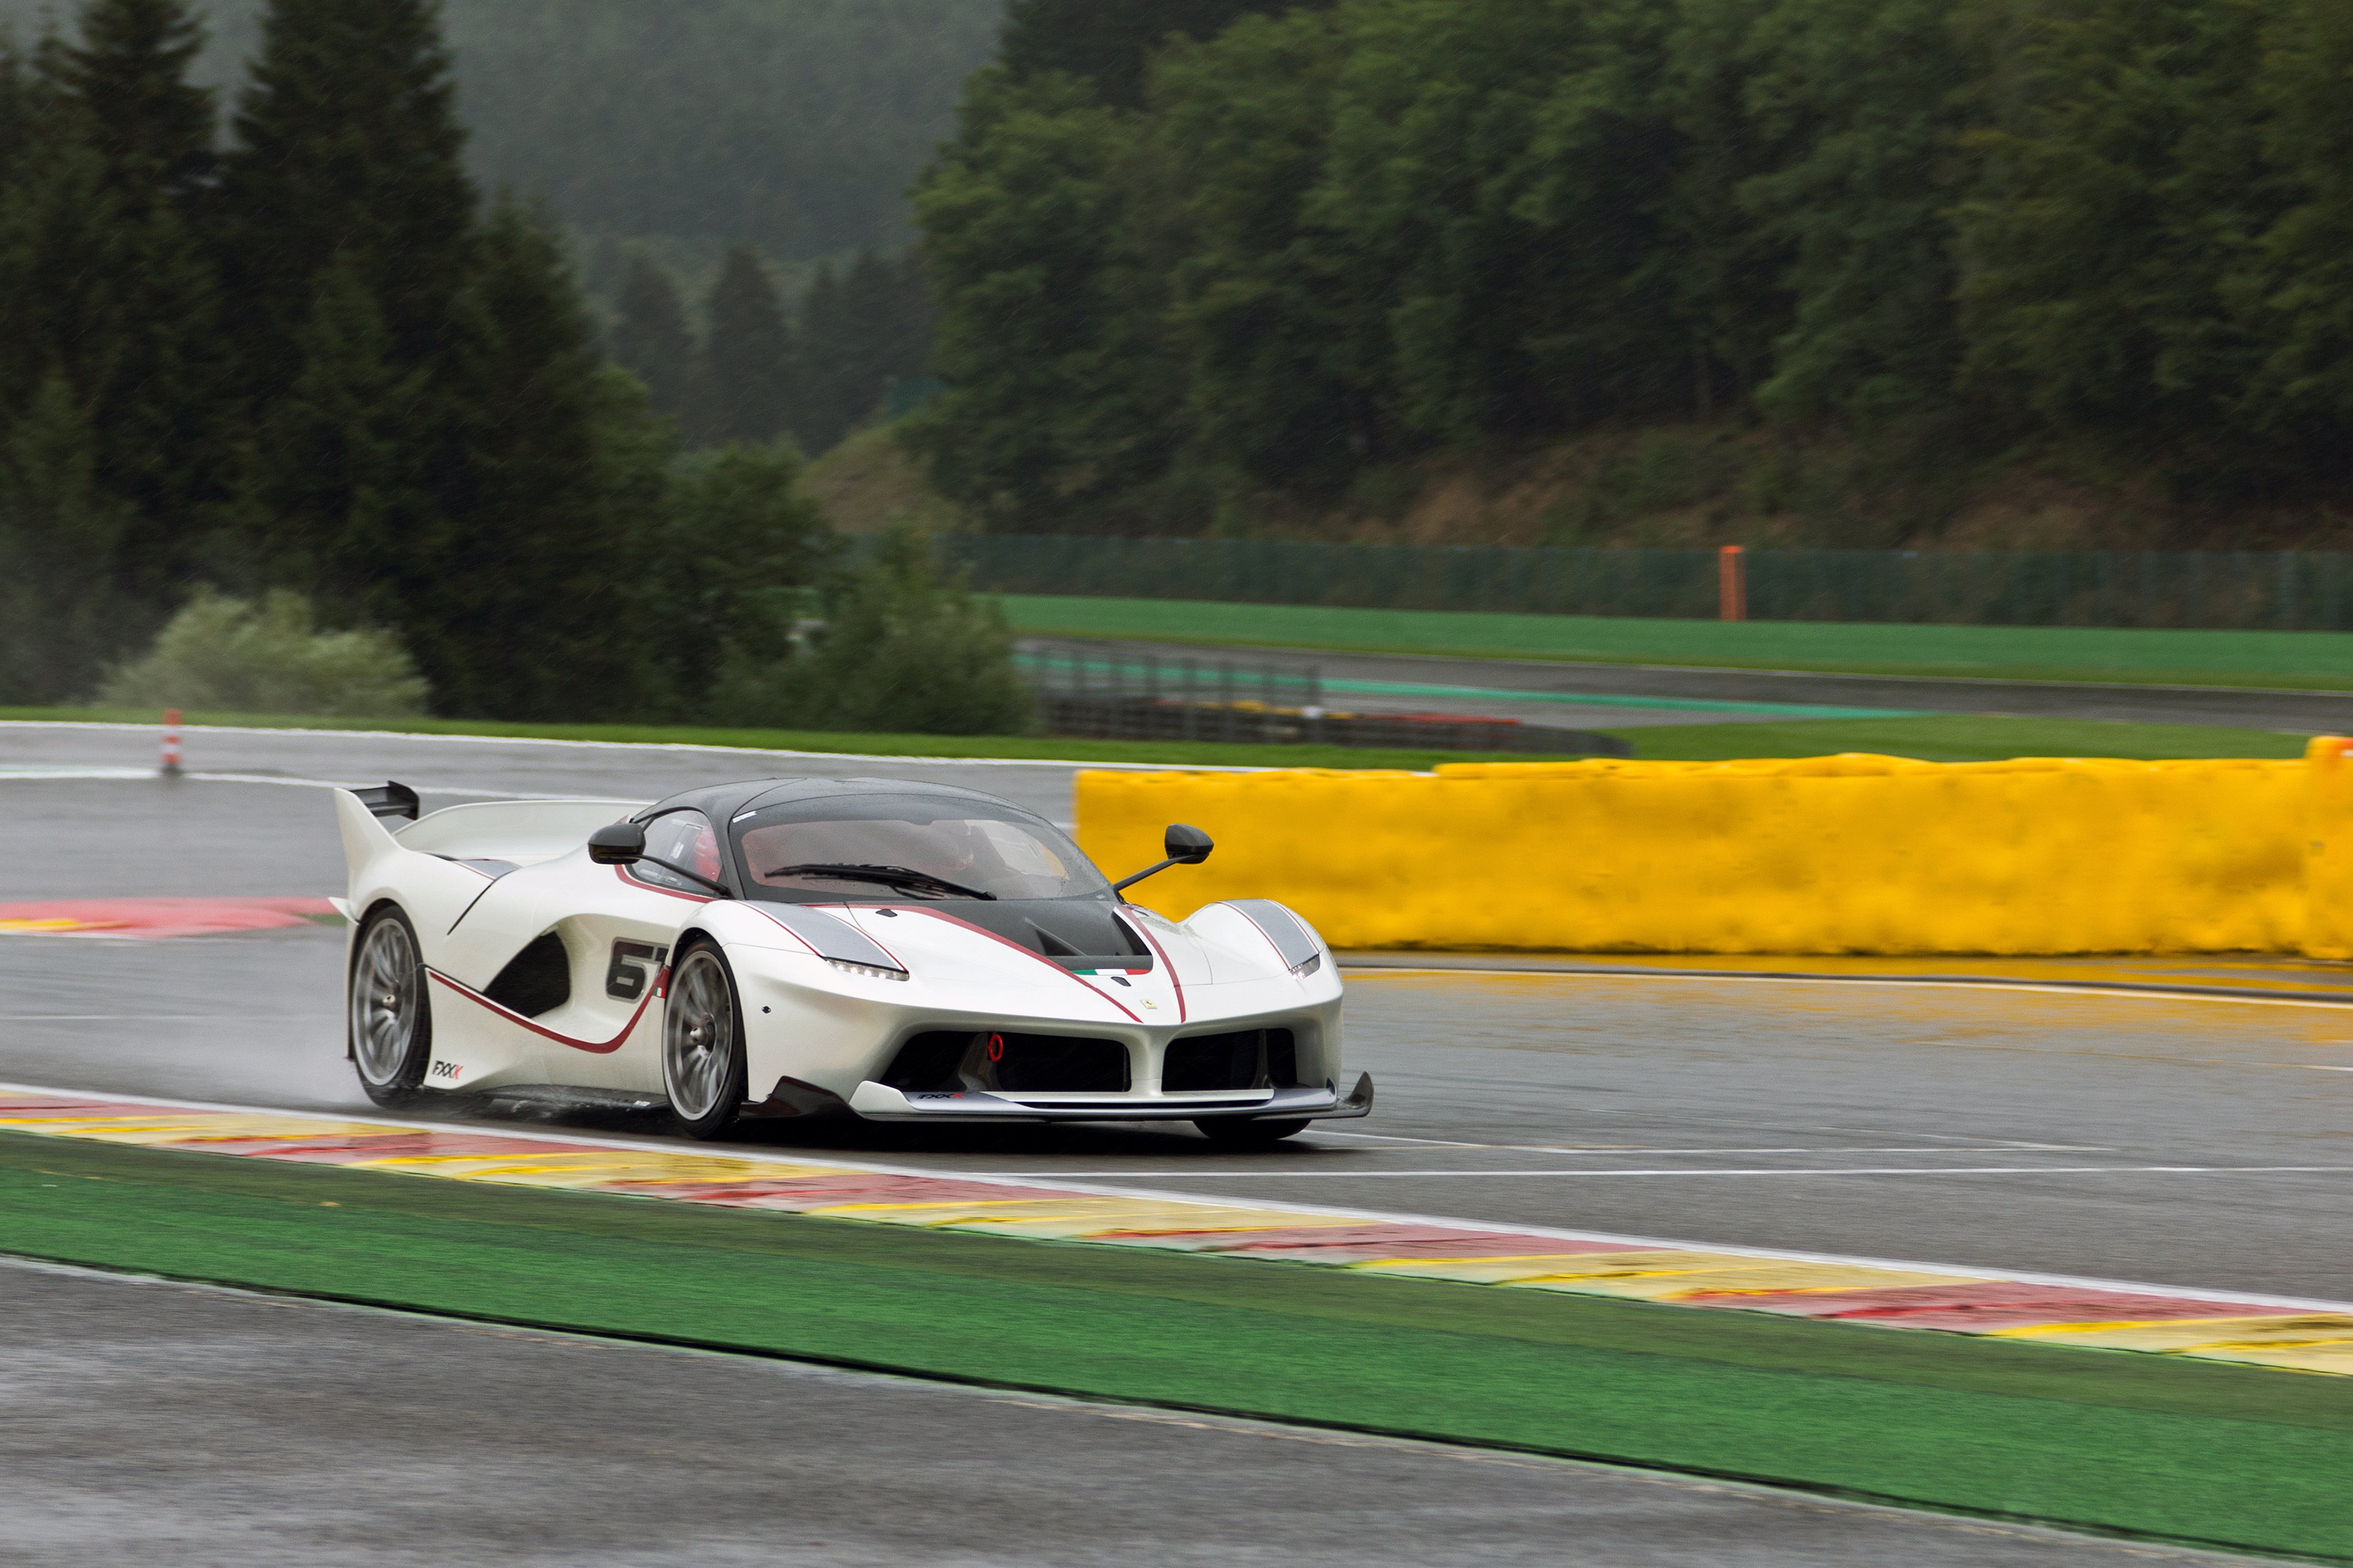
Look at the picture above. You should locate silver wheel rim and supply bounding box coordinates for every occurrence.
[351,917,421,1086]
[664,950,735,1122]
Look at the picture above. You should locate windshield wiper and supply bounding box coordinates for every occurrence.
[763,863,997,901]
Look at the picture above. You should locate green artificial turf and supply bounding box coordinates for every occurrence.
[996,594,2353,691]
[1612,714,2314,763]
[0,706,1576,771]
[5,1131,2348,1561]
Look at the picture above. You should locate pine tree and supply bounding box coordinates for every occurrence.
[215,0,477,412]
[910,69,1182,530]
[0,372,144,702]
[0,27,45,189]
[48,0,228,594]
[1738,0,1967,424]
[792,258,852,452]
[59,0,211,199]
[609,254,695,420]
[1000,0,1327,109]
[428,197,666,719]
[1950,0,2272,472]
[697,242,795,447]
[839,248,933,447]
[786,250,941,455]
[249,250,422,613]
[2239,0,2353,472]
[657,441,832,702]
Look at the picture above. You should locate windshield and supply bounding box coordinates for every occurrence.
[732,795,1112,903]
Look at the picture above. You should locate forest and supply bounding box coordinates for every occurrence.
[0,0,998,262]
[0,0,1027,728]
[13,0,2353,721]
[910,0,2353,548]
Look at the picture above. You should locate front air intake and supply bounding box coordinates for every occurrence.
[882,1031,1131,1094]
[1162,1028,1298,1092]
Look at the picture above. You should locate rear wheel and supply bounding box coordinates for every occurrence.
[664,942,748,1140]
[1195,1117,1309,1148]
[350,907,433,1107]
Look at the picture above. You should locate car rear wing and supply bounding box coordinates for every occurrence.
[352,781,420,821]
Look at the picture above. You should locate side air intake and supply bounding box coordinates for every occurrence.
[485,932,572,1018]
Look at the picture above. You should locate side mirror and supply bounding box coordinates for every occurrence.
[1164,824,1213,864]
[588,821,647,866]
[1113,823,1215,894]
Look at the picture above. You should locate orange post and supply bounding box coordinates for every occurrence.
[1718,544,1747,622]
[160,708,182,777]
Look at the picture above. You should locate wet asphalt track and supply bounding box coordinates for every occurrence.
[2,721,2342,1565]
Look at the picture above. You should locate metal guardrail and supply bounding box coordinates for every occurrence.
[946,535,2353,630]
[1020,643,1627,755]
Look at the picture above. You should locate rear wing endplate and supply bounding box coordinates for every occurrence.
[353,781,419,822]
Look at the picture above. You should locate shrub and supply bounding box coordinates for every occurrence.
[99,590,430,717]
[713,527,1035,736]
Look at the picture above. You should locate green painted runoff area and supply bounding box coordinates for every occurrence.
[995,594,2353,690]
[5,1132,2347,1562]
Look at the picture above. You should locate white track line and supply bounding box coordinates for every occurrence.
[6,1076,2350,1317]
[0,766,158,780]
[184,771,645,802]
[1010,1165,2353,1179]
[0,761,646,802]
[1309,1130,2113,1154]
[0,719,1275,773]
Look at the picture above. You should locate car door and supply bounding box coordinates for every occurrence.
[441,809,726,1094]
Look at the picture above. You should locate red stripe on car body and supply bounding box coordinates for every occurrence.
[427,967,659,1055]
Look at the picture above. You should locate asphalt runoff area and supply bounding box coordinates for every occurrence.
[2,721,2344,1564]
[1020,635,2353,732]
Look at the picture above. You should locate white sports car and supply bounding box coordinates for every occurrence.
[335,776,1370,1144]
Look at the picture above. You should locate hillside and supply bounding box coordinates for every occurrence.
[908,0,2353,550]
[819,417,2345,553]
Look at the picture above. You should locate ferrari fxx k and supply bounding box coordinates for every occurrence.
[335,777,1368,1144]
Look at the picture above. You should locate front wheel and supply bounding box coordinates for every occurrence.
[350,906,433,1107]
[664,941,749,1140]
[1195,1117,1309,1149]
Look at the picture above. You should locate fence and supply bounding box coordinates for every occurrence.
[1020,642,1625,754]
[944,535,2353,629]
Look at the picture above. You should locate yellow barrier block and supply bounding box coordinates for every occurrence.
[1080,746,2348,956]
[2304,736,2353,959]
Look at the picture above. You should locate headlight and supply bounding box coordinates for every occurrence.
[827,958,908,982]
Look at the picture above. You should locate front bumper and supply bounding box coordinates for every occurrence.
[846,1072,1374,1124]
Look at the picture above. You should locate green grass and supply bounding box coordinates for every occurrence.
[5,1131,2350,1561]
[996,594,2353,691]
[0,706,1573,772]
[1613,715,2315,763]
[11,705,2313,767]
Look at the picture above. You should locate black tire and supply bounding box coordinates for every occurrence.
[349,905,433,1107]
[1195,1117,1310,1148]
[664,940,749,1140]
